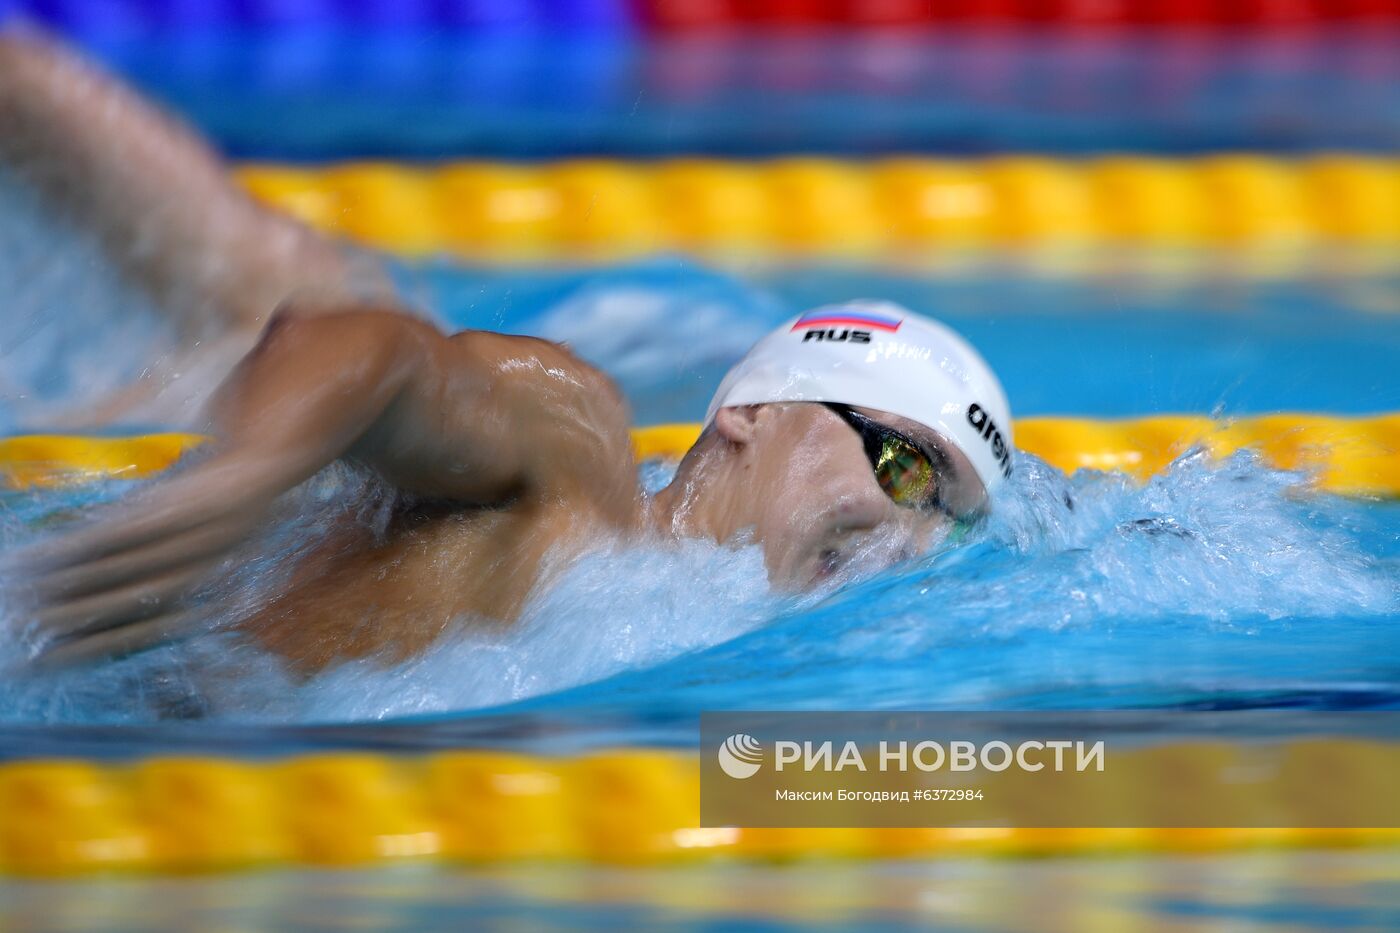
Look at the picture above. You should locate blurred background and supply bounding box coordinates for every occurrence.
[1,2,1399,931]
[4,1,1399,425]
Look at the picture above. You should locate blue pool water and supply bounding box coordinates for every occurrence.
[1,23,1398,933]
[411,259,1400,422]
[60,27,1400,159]
[2,249,1398,737]
[0,19,1388,739]
[3,852,1398,932]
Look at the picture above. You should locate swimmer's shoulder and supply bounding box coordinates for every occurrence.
[438,329,641,525]
[257,306,640,523]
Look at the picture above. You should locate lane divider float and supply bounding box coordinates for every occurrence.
[0,750,1395,875]
[234,156,1400,262]
[4,414,1398,496]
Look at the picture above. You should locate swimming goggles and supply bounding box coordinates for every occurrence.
[822,403,953,516]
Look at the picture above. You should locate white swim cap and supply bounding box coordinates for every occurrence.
[704,301,1014,506]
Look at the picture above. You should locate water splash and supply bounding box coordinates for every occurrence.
[0,172,172,432]
[0,200,1394,723]
[1,446,1395,724]
[291,535,779,722]
[543,449,1399,715]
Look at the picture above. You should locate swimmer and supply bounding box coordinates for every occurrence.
[0,32,1013,675]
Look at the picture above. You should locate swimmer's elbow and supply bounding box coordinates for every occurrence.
[253,304,438,374]
[213,305,441,444]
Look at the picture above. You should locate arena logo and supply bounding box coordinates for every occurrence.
[967,403,1013,479]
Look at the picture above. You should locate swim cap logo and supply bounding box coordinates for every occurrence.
[801,329,872,344]
[717,733,764,779]
[968,403,1013,479]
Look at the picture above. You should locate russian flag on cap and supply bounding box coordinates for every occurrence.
[791,307,903,332]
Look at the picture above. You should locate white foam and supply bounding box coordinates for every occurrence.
[288,533,777,722]
[1,446,1395,723]
[0,172,172,431]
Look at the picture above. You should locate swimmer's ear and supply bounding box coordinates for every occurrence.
[713,405,762,446]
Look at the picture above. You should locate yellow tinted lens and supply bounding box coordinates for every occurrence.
[875,438,935,506]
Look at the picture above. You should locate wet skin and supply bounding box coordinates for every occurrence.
[0,35,983,675]
[14,308,981,675]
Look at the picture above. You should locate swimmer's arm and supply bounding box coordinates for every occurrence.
[202,308,635,506]
[25,308,544,580]
[14,308,636,668]
[0,32,387,331]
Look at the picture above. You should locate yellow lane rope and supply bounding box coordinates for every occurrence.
[2,428,1396,875]
[4,414,1398,496]
[0,750,1394,875]
[233,156,1400,263]
[0,433,205,491]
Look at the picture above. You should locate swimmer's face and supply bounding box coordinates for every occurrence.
[710,402,983,589]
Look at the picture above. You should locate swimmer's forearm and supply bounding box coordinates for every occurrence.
[199,309,432,495]
[0,33,386,330]
[11,307,631,669]
[8,308,439,669]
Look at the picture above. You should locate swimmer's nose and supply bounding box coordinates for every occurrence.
[827,492,888,533]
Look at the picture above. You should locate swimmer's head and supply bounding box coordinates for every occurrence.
[662,302,1012,588]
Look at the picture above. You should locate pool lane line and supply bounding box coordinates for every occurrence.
[14,0,1397,36]
[232,156,1400,264]
[0,750,1396,875]
[5,414,1400,497]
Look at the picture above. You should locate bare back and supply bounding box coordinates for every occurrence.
[232,329,644,677]
[2,33,644,673]
[237,472,614,676]
[19,313,644,672]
